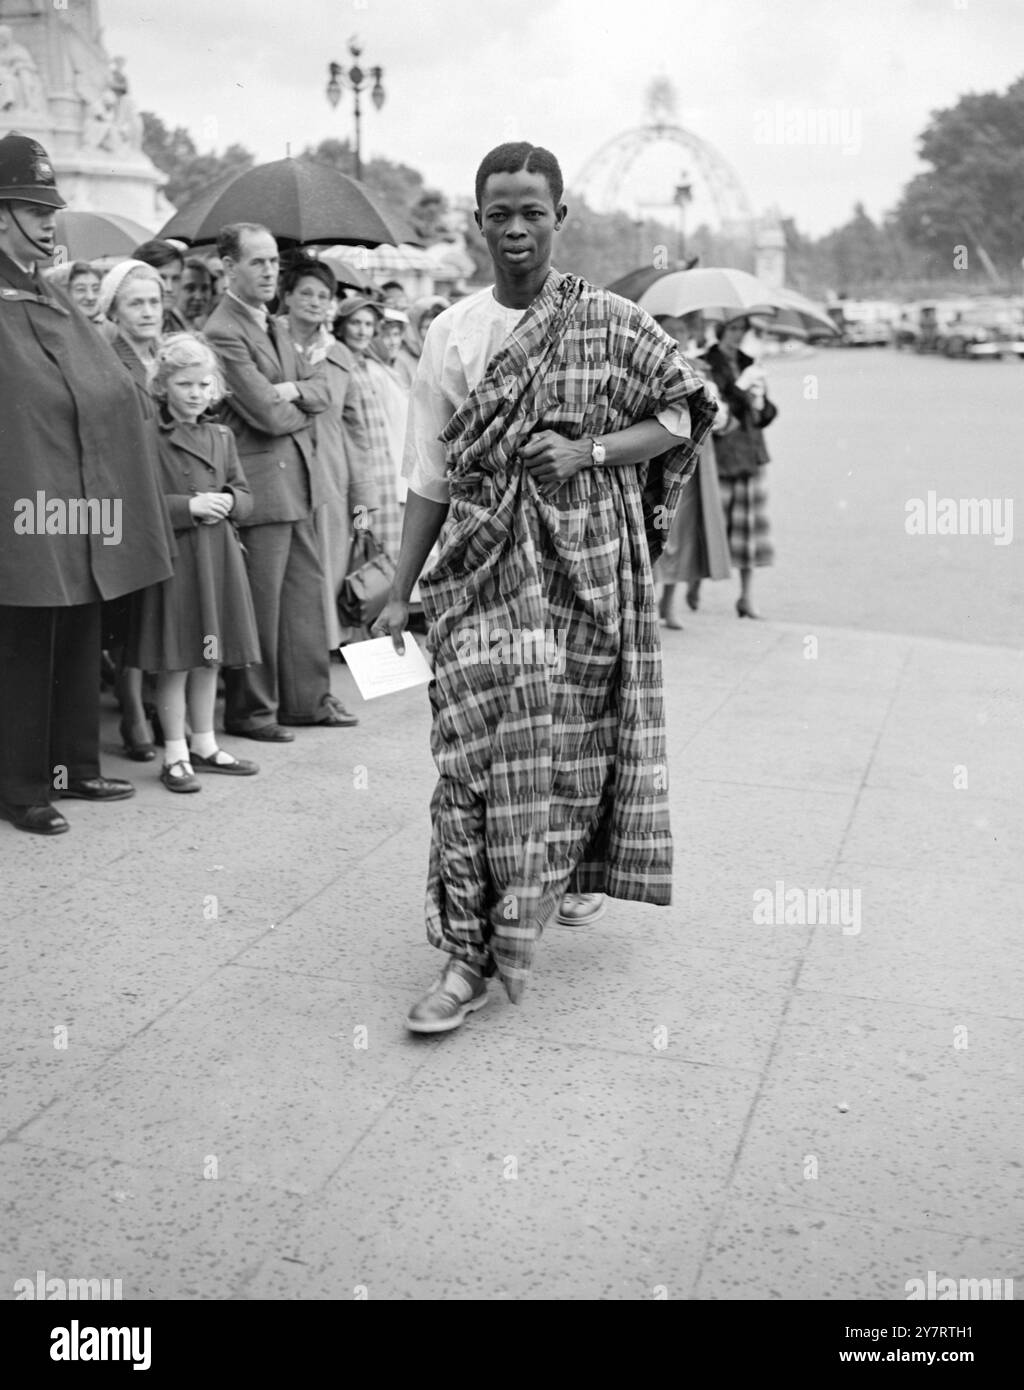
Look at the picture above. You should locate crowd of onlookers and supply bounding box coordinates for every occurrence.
[37,234,781,777]
[37,229,456,792]
[0,124,781,837]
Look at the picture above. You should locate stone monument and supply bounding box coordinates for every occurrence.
[754,206,787,289]
[0,0,169,227]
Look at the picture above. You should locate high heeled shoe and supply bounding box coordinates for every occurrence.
[685,582,701,612]
[736,598,762,620]
[658,594,683,630]
[118,716,156,761]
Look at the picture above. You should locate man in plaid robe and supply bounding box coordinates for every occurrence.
[375,143,716,1032]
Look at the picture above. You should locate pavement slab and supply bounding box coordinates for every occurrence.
[1,617,1021,1300]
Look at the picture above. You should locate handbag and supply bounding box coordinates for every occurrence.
[714,396,778,478]
[337,527,396,628]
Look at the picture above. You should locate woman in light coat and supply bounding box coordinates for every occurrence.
[277,261,380,648]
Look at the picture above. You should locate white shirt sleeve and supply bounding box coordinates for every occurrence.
[655,401,692,437]
[401,322,454,504]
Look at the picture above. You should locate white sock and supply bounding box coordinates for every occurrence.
[164,738,191,766]
[190,731,218,758]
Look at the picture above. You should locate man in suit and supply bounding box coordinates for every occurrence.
[204,222,358,739]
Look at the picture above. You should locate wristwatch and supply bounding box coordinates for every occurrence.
[590,436,606,465]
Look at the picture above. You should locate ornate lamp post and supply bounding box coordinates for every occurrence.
[326,37,385,183]
[673,174,692,261]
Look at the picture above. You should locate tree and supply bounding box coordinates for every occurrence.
[894,74,1024,277]
[301,138,441,243]
[141,112,254,209]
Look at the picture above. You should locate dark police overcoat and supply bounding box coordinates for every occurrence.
[0,250,174,607]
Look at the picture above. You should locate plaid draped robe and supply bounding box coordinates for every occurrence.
[418,270,716,1002]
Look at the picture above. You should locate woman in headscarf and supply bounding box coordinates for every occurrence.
[98,258,167,758]
[333,295,403,565]
[367,307,411,502]
[100,258,164,416]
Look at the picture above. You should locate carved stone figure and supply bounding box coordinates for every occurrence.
[109,56,141,149]
[0,24,45,115]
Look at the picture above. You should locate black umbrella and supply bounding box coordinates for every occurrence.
[157,157,406,249]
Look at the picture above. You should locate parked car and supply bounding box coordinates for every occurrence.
[833,299,898,346]
[896,298,1024,358]
[938,302,1024,359]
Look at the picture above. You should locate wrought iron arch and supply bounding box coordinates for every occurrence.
[572,122,754,235]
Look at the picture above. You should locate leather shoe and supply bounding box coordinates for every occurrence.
[406,959,488,1034]
[555,892,607,926]
[223,723,295,742]
[189,749,259,776]
[58,777,136,801]
[160,760,201,793]
[279,696,358,727]
[315,695,358,727]
[0,801,70,835]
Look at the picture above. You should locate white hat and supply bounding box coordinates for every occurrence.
[97,258,162,320]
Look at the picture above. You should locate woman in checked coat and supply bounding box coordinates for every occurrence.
[701,317,778,618]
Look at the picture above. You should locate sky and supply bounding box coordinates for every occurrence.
[97,0,1024,235]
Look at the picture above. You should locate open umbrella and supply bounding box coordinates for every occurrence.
[749,285,840,340]
[606,258,699,303]
[631,267,779,322]
[53,210,155,261]
[157,157,405,249]
[315,246,377,293]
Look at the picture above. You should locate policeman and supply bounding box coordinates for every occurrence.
[0,134,175,834]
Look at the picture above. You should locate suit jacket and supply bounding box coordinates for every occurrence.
[0,250,174,606]
[203,292,330,527]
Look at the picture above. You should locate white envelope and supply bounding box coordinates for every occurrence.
[340,636,433,700]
